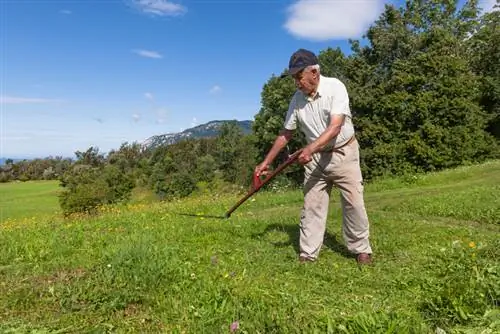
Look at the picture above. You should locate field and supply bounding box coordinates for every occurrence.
[0,180,61,221]
[0,161,499,333]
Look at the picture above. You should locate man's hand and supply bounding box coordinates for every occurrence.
[297,146,313,165]
[255,162,270,177]
[255,128,294,176]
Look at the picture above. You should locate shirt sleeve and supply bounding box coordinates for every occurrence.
[330,81,351,117]
[283,93,298,130]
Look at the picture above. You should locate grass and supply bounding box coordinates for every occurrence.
[0,180,61,221]
[0,161,499,333]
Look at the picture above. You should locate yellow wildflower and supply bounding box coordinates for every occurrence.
[469,241,476,248]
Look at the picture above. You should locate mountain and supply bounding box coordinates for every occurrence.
[142,120,253,150]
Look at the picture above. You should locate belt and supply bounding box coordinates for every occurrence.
[321,136,356,153]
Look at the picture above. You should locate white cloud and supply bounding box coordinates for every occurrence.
[144,92,154,100]
[132,113,141,122]
[191,117,198,127]
[284,0,385,41]
[209,85,221,94]
[480,0,499,12]
[128,0,187,17]
[132,49,163,59]
[59,9,72,14]
[0,95,63,104]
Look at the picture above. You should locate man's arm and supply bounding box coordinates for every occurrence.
[297,114,345,165]
[307,114,345,153]
[255,128,294,176]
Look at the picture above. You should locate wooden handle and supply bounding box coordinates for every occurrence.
[225,148,303,218]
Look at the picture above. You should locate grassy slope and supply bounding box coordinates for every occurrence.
[0,180,61,221]
[0,161,499,333]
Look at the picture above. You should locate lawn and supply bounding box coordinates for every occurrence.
[0,180,61,222]
[0,161,499,333]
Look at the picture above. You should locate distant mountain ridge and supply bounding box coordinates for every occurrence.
[142,120,253,149]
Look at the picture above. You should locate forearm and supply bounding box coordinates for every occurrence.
[263,131,291,165]
[307,126,341,153]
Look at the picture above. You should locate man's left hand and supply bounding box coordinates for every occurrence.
[298,147,313,165]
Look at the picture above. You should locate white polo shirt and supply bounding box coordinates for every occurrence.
[283,75,354,149]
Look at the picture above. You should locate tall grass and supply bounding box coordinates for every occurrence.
[0,161,499,333]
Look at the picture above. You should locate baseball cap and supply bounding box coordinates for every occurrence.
[280,48,318,78]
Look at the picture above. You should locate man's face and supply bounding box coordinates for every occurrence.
[292,68,318,96]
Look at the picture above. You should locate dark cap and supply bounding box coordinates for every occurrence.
[281,48,318,78]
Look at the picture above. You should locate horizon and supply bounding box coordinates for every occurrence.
[2,0,497,159]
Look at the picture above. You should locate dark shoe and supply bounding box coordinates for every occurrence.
[356,253,372,265]
[299,256,315,264]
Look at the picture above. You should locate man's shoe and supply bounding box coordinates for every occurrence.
[299,256,315,264]
[356,253,372,265]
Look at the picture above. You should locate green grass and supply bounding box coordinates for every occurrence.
[0,180,61,221]
[0,161,499,333]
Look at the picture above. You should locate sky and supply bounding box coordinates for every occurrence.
[1,0,498,159]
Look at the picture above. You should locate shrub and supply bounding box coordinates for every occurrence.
[0,172,11,183]
[154,171,197,200]
[59,164,135,216]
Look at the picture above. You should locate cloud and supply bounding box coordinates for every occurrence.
[59,9,72,14]
[128,0,187,17]
[0,95,63,104]
[132,49,163,59]
[209,85,221,94]
[480,0,499,12]
[132,113,141,122]
[144,92,154,100]
[191,117,198,127]
[283,0,385,41]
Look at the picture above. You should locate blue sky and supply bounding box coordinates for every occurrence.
[1,0,497,159]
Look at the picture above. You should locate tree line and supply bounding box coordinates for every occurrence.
[2,0,498,215]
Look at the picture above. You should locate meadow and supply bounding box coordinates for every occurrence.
[0,161,499,333]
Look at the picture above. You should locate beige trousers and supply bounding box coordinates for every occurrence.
[299,138,372,260]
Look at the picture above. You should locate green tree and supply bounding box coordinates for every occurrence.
[75,146,105,167]
[347,0,498,178]
[467,3,500,139]
[252,75,305,186]
[215,120,247,183]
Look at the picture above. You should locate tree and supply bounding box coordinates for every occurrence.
[252,75,305,185]
[467,3,500,139]
[215,120,246,183]
[75,146,105,167]
[345,0,498,178]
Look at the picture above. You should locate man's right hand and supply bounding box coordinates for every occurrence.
[254,162,270,177]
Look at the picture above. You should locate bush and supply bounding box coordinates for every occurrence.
[59,164,135,216]
[0,172,11,183]
[154,171,197,200]
[419,240,500,329]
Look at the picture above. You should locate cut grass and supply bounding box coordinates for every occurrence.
[0,161,499,333]
[0,180,61,222]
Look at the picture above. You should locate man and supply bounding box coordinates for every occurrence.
[254,48,373,265]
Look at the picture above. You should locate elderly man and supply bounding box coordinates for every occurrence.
[255,48,373,265]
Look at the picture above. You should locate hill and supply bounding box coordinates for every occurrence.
[1,160,499,332]
[142,119,253,150]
